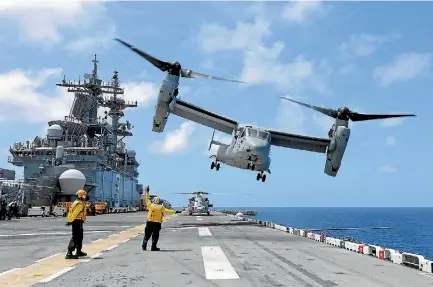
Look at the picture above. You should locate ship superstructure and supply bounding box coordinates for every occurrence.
[7,55,144,209]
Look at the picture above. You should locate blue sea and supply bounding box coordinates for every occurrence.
[217,207,433,260]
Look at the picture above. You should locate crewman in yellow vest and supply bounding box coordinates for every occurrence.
[65,189,88,259]
[142,186,176,251]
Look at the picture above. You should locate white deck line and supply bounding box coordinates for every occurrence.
[0,268,21,276]
[198,227,212,236]
[39,266,75,283]
[201,246,239,280]
[91,252,103,259]
[104,244,118,251]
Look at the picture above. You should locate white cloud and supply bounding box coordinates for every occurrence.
[274,97,308,134]
[337,32,400,75]
[0,68,71,123]
[313,113,333,133]
[196,19,271,53]
[240,43,332,94]
[378,165,397,173]
[123,81,159,107]
[385,136,396,147]
[339,32,400,60]
[0,0,113,49]
[380,116,407,127]
[0,68,156,125]
[373,52,432,86]
[64,25,117,53]
[197,15,332,95]
[149,122,196,155]
[281,0,324,23]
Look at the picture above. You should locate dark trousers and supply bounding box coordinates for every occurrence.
[142,221,161,248]
[68,220,84,252]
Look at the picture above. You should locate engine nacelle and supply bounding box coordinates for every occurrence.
[152,74,179,133]
[324,126,350,177]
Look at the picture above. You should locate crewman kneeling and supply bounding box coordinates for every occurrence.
[142,186,176,251]
[65,189,88,259]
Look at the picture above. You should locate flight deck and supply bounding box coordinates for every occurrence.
[0,212,432,287]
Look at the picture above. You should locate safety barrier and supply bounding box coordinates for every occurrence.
[402,252,425,269]
[109,207,140,213]
[420,259,433,273]
[274,224,288,232]
[313,234,322,242]
[370,245,385,259]
[221,212,432,275]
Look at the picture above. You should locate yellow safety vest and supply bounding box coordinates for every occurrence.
[67,200,86,223]
[145,192,176,223]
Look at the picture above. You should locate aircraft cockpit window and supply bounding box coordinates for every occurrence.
[239,128,246,138]
[246,128,258,138]
[258,131,271,142]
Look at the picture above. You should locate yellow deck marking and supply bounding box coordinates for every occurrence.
[0,214,177,287]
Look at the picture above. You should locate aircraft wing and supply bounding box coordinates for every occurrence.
[171,99,238,134]
[269,130,330,153]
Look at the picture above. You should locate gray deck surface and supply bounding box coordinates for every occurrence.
[1,212,432,287]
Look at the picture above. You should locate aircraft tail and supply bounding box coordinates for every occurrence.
[208,129,222,151]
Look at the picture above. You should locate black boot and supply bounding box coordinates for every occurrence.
[142,239,148,250]
[76,248,87,257]
[65,250,79,259]
[151,244,160,251]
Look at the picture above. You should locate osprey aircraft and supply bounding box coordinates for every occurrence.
[115,39,416,182]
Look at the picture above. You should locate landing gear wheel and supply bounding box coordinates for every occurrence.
[256,173,261,181]
[216,163,220,171]
[211,162,215,169]
[261,174,267,182]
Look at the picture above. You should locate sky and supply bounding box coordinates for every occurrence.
[0,0,432,207]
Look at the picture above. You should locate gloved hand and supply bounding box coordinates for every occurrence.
[65,222,72,226]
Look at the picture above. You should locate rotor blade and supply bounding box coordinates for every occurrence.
[114,38,172,72]
[181,69,246,83]
[348,112,416,122]
[281,97,339,118]
[281,97,338,119]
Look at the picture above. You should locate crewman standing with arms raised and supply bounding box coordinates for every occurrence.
[142,186,176,251]
[65,189,88,259]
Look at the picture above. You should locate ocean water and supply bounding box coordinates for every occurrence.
[218,207,433,260]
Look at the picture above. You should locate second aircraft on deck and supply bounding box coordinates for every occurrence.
[115,39,416,182]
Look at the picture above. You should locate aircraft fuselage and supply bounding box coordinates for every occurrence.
[210,125,272,182]
[215,138,271,172]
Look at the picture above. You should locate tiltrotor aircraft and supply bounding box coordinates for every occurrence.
[115,39,416,182]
